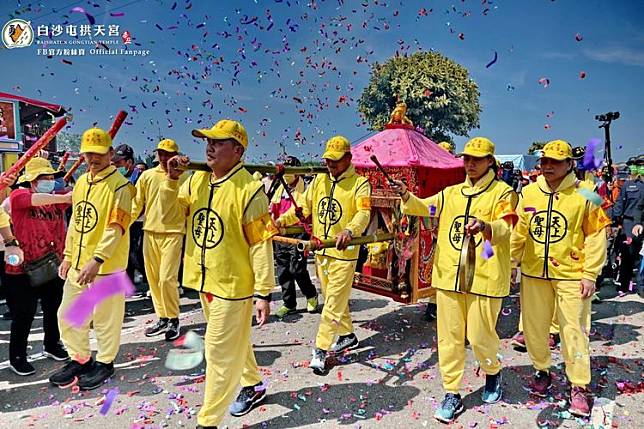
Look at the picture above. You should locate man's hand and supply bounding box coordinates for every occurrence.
[511,268,518,286]
[390,179,409,200]
[579,278,596,299]
[167,155,190,180]
[335,229,353,251]
[77,258,102,285]
[255,299,270,326]
[632,224,643,237]
[4,245,24,266]
[58,259,71,280]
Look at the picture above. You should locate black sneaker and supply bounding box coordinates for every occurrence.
[196,425,217,429]
[165,318,180,341]
[145,318,169,337]
[434,393,464,423]
[44,344,70,361]
[49,358,94,387]
[228,383,267,417]
[78,361,114,390]
[330,333,359,354]
[424,303,437,321]
[10,357,36,376]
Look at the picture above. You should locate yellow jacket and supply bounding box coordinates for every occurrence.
[160,162,276,299]
[132,166,187,234]
[402,170,518,297]
[510,173,610,281]
[278,165,371,261]
[64,166,135,274]
[0,207,9,229]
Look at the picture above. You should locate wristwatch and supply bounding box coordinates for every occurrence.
[93,256,105,264]
[254,293,272,302]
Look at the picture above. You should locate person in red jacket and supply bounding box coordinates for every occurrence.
[5,157,72,376]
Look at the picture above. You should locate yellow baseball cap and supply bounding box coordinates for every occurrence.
[192,119,248,148]
[18,157,61,183]
[541,140,572,160]
[322,135,352,161]
[459,137,495,158]
[156,138,179,153]
[80,128,112,154]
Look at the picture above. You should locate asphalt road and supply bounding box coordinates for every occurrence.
[0,270,642,429]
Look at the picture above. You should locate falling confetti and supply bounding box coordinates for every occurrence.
[485,51,498,68]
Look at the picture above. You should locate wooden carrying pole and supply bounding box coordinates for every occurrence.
[183,162,328,175]
[272,232,395,252]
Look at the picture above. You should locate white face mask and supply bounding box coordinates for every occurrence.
[35,179,55,194]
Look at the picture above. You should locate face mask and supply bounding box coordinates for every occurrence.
[35,180,55,194]
[117,166,129,176]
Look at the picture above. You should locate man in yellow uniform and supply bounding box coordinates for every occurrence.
[132,138,186,341]
[276,136,371,375]
[162,119,275,428]
[511,140,610,417]
[50,128,135,390]
[393,137,518,423]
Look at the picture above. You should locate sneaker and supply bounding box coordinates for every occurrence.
[330,333,359,354]
[306,296,319,313]
[528,370,551,397]
[49,358,94,387]
[165,318,180,341]
[275,305,296,319]
[511,331,526,350]
[78,361,114,390]
[145,318,169,337]
[195,425,217,429]
[549,333,560,350]
[309,348,327,374]
[44,344,70,361]
[481,372,503,403]
[9,357,36,376]
[569,386,592,417]
[434,393,464,423]
[228,383,267,417]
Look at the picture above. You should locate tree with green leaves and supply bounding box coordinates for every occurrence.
[527,141,547,155]
[358,51,481,142]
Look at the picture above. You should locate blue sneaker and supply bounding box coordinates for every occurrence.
[481,372,503,404]
[434,393,464,423]
[228,383,266,417]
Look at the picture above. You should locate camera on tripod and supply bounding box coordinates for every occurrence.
[595,111,620,122]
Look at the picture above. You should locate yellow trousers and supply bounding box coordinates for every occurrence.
[436,289,503,393]
[518,305,560,334]
[143,231,182,319]
[197,294,262,427]
[520,277,591,387]
[58,269,125,364]
[315,255,356,351]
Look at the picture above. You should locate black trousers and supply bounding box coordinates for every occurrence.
[274,239,317,309]
[5,273,64,362]
[127,221,146,283]
[616,229,642,292]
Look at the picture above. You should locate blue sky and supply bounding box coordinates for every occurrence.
[2,0,643,163]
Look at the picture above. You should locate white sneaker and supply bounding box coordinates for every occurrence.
[309,348,327,373]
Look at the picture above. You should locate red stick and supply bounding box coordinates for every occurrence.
[63,155,85,183]
[57,152,70,172]
[0,116,70,191]
[108,110,128,139]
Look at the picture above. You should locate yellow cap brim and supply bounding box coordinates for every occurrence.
[18,167,62,184]
[322,150,347,161]
[540,152,570,161]
[458,149,491,158]
[192,128,246,148]
[80,144,111,155]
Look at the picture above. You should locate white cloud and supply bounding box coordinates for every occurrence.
[583,47,644,67]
